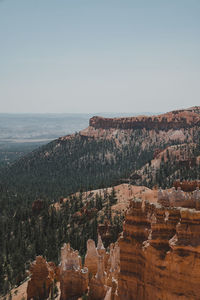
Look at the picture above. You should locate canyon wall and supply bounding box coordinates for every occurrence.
[118,198,200,300]
[89,109,200,131]
[158,187,200,209]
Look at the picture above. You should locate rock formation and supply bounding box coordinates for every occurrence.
[78,234,118,300]
[27,256,56,300]
[88,254,107,300]
[158,186,200,209]
[60,243,88,300]
[174,180,200,192]
[26,237,117,300]
[89,108,200,131]
[158,188,170,207]
[117,197,200,300]
[105,242,120,300]
[97,234,106,256]
[87,236,110,300]
[109,242,120,275]
[85,239,99,275]
[27,183,200,300]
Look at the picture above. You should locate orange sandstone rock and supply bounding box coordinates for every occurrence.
[88,255,107,300]
[27,256,55,300]
[60,243,88,300]
[89,108,200,131]
[117,198,200,300]
[85,239,99,276]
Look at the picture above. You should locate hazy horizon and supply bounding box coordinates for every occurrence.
[0,111,162,115]
[0,0,199,113]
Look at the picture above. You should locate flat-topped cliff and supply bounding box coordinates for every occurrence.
[89,106,200,130]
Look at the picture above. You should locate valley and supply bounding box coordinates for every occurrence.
[0,113,91,166]
[0,106,200,299]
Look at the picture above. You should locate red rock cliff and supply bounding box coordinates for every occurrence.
[89,107,200,131]
[118,198,200,300]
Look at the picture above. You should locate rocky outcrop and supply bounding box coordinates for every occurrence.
[89,108,200,131]
[27,184,200,300]
[158,189,170,206]
[27,236,118,300]
[27,256,56,300]
[60,243,88,300]
[108,242,120,276]
[85,239,99,276]
[83,235,119,300]
[118,198,200,300]
[174,180,200,192]
[118,199,149,300]
[97,234,106,256]
[89,255,107,300]
[158,187,200,209]
[84,236,108,300]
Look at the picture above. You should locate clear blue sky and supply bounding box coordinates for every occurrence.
[0,0,199,113]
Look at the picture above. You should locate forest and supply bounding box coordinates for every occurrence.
[0,187,122,295]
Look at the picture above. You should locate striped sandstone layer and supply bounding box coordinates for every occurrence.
[118,198,200,300]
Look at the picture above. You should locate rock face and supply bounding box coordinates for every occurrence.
[60,243,88,300]
[89,108,200,131]
[174,180,200,192]
[158,186,200,209]
[89,255,107,300]
[27,237,118,300]
[84,235,119,300]
[27,256,56,300]
[118,198,200,300]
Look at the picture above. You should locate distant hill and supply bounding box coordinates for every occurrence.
[0,113,91,166]
[0,113,91,141]
[0,112,157,166]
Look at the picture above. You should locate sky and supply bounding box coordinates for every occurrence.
[0,0,200,114]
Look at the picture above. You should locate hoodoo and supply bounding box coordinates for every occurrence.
[118,197,200,300]
[60,243,88,300]
[27,256,57,300]
[26,185,200,300]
